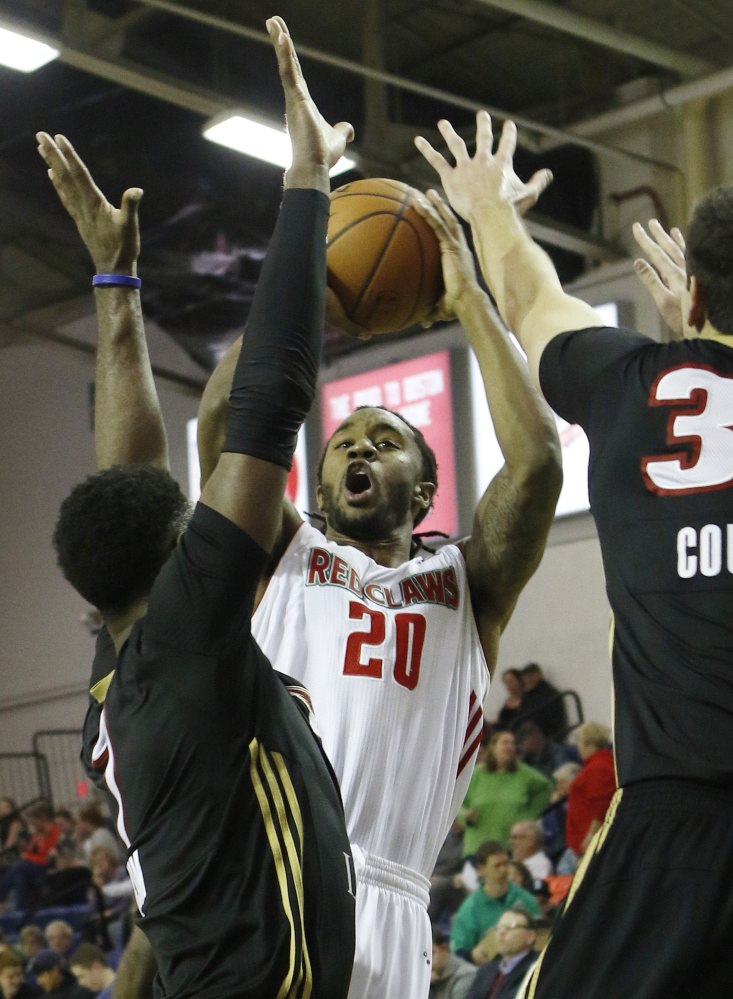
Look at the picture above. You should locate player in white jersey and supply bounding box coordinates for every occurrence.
[197,187,562,998]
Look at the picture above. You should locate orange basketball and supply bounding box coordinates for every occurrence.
[327,178,443,336]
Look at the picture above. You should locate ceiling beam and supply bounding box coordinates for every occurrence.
[472,0,713,77]
[110,2,679,172]
[49,24,676,172]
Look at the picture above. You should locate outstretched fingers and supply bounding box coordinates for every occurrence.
[120,188,144,227]
[414,135,449,175]
[649,218,686,267]
[494,119,517,167]
[37,131,105,215]
[267,16,310,103]
[55,135,96,189]
[632,219,686,336]
[632,221,686,282]
[526,168,554,202]
[474,110,494,159]
[437,118,470,163]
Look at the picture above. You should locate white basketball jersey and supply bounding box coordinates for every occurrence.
[252,521,489,878]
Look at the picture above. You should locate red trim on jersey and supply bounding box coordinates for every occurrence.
[457,731,483,779]
[457,692,483,778]
[463,692,481,744]
[641,363,733,496]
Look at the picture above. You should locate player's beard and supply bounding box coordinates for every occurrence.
[320,478,415,541]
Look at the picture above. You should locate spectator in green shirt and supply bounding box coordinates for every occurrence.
[450,841,540,964]
[458,731,552,854]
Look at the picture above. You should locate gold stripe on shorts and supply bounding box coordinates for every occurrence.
[249,737,308,999]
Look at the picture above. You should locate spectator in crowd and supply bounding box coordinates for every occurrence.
[450,841,540,964]
[27,952,92,999]
[509,821,553,880]
[429,821,468,925]
[495,670,524,732]
[540,762,582,873]
[531,881,556,924]
[17,929,45,975]
[51,813,73,839]
[88,846,133,920]
[44,925,75,964]
[506,861,534,894]
[519,665,567,740]
[465,906,540,999]
[430,928,477,999]
[460,732,553,853]
[566,722,616,856]
[515,722,579,780]
[0,951,41,999]
[69,946,115,999]
[0,801,26,865]
[0,803,59,912]
[73,811,117,866]
[50,814,76,864]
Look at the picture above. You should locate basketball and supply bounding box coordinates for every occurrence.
[327,178,443,336]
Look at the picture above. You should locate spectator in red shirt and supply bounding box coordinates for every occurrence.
[0,802,60,912]
[565,722,616,856]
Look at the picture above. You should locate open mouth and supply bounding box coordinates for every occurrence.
[345,463,373,501]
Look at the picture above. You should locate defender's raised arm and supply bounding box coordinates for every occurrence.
[37,131,167,471]
[415,112,601,385]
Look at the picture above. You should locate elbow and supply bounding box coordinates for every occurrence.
[520,431,563,505]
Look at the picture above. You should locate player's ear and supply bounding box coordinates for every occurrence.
[316,484,325,511]
[687,275,706,332]
[412,481,436,517]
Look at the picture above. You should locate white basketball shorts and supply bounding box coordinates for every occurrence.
[347,846,432,999]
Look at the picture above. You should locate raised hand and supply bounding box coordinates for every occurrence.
[266,17,354,190]
[36,132,141,275]
[414,112,553,223]
[410,189,480,326]
[632,219,687,337]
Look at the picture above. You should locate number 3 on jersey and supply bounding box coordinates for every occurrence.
[642,365,733,495]
[343,601,426,690]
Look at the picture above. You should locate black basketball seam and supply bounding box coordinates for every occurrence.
[328,209,404,247]
[400,216,428,328]
[351,188,411,321]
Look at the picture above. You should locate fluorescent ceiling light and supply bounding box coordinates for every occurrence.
[203,113,356,178]
[0,26,59,72]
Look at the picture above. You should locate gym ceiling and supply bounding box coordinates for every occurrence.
[1,0,732,370]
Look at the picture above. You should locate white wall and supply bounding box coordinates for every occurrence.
[488,517,613,729]
[0,319,201,755]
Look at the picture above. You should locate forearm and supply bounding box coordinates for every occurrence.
[94,286,168,471]
[456,283,561,480]
[202,189,328,548]
[466,202,560,331]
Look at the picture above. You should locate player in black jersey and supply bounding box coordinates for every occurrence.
[42,18,355,999]
[417,115,733,997]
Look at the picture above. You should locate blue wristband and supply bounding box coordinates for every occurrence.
[93,273,141,289]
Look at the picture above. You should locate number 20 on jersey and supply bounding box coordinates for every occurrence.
[343,602,426,690]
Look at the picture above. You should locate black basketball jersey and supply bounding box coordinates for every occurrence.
[541,327,733,788]
[81,503,355,999]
